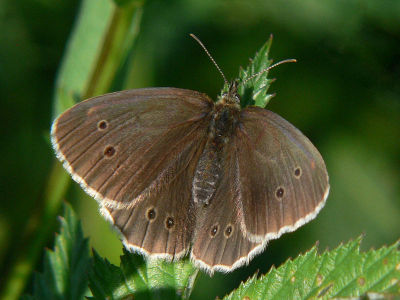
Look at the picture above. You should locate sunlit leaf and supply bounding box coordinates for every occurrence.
[236,35,274,108]
[88,249,198,300]
[23,203,91,300]
[224,237,400,300]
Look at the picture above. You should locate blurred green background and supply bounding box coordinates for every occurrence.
[1,0,399,299]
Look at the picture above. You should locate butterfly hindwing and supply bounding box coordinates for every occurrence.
[190,140,262,273]
[101,133,206,259]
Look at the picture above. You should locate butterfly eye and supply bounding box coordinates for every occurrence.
[294,167,302,179]
[104,146,116,158]
[275,186,285,199]
[210,224,219,237]
[165,217,175,229]
[97,120,108,130]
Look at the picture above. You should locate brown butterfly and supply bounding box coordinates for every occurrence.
[51,35,329,274]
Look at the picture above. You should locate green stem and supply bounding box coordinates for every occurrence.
[0,1,143,299]
[84,3,142,98]
[0,164,70,300]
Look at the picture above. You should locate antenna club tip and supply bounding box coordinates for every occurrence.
[189,33,201,43]
[281,58,297,64]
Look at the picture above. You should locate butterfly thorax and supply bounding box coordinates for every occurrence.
[192,93,241,207]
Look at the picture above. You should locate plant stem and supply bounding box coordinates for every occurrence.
[0,1,143,299]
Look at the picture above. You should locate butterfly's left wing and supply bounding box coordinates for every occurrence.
[234,107,329,243]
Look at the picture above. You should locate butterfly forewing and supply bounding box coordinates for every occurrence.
[52,88,213,209]
[235,107,329,242]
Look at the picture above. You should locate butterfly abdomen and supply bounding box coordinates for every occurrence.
[192,104,240,207]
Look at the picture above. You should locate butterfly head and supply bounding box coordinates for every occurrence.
[190,33,296,109]
[217,81,241,108]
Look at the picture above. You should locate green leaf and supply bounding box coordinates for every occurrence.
[52,0,113,117]
[25,203,91,300]
[224,237,400,300]
[236,35,275,108]
[52,0,144,118]
[89,249,198,300]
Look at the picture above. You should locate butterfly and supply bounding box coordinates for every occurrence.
[51,35,329,274]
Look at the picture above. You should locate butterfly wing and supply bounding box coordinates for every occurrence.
[52,88,212,207]
[190,141,262,273]
[235,107,329,243]
[52,88,213,258]
[100,138,202,259]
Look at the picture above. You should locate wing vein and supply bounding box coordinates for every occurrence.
[111,119,207,203]
[66,111,137,165]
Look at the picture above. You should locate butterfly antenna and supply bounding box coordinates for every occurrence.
[190,34,229,86]
[242,58,297,85]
